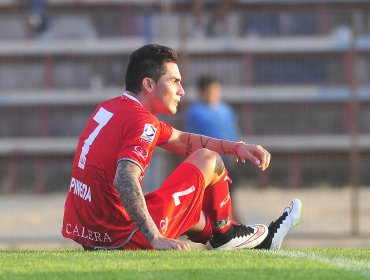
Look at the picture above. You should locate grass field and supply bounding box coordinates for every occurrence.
[0,249,369,280]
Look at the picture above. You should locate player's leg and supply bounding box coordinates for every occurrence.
[183,148,268,250]
[223,157,242,222]
[140,148,229,245]
[142,148,219,245]
[129,148,266,250]
[188,149,301,251]
[144,152,209,239]
[183,148,232,233]
[120,153,210,250]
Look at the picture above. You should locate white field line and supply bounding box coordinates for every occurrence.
[271,250,370,278]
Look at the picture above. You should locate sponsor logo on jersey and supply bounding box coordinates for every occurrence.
[133,146,148,160]
[140,124,157,143]
[160,217,169,234]
[219,193,231,208]
[69,177,92,202]
[65,223,112,243]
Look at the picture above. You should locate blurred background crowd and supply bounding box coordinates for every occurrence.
[0,0,369,248]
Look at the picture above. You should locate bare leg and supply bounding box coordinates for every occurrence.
[182,148,230,237]
[183,148,226,187]
[185,211,206,235]
[182,149,268,249]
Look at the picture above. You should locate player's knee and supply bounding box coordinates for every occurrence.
[192,148,219,166]
[187,148,225,182]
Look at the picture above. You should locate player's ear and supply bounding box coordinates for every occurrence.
[142,77,154,92]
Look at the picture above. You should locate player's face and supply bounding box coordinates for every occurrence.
[150,62,185,114]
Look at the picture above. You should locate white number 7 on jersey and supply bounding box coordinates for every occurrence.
[172,186,196,206]
[78,107,113,169]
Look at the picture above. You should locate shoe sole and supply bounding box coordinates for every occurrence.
[292,198,302,228]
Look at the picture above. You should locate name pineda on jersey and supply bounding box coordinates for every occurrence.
[69,177,92,202]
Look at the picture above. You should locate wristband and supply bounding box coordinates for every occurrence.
[234,141,246,163]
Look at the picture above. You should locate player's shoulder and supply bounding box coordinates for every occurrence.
[119,96,160,125]
[99,95,151,117]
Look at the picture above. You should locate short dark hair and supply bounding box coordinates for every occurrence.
[196,76,219,92]
[125,44,178,94]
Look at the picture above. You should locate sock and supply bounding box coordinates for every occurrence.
[202,172,233,234]
[186,213,213,244]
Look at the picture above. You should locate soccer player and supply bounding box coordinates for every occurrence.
[62,44,301,250]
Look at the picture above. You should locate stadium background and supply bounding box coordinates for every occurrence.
[0,0,369,248]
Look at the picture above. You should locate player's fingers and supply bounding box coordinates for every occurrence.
[265,150,271,169]
[180,242,191,251]
[172,241,190,251]
[179,240,191,251]
[165,238,190,251]
[263,148,271,169]
[261,150,271,171]
[257,145,271,171]
[251,145,264,167]
[245,152,260,166]
[257,146,268,170]
[171,244,182,250]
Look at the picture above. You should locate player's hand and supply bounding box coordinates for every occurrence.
[151,235,191,251]
[235,142,271,171]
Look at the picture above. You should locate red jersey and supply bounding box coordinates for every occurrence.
[62,92,173,248]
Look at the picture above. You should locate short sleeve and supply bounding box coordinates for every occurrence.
[157,121,173,145]
[116,117,160,172]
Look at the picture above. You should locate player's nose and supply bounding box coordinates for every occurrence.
[178,83,185,96]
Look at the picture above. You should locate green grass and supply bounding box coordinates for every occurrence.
[0,249,369,280]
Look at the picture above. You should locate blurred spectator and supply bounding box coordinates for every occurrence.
[185,75,242,221]
[46,15,97,40]
[27,0,49,38]
[192,0,235,37]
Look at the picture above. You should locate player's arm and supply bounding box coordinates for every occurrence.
[113,160,190,250]
[159,128,271,171]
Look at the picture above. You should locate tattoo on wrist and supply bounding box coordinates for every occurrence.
[186,133,192,156]
[200,135,211,149]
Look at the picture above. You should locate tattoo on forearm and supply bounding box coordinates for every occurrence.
[200,135,211,149]
[186,133,192,156]
[220,140,226,155]
[215,154,225,176]
[114,161,158,242]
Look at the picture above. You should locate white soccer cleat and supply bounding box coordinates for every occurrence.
[255,198,302,251]
[206,223,268,250]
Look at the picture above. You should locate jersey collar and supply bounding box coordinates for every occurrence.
[122,91,143,107]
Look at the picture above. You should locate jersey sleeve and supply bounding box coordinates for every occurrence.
[116,117,160,172]
[157,121,173,145]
